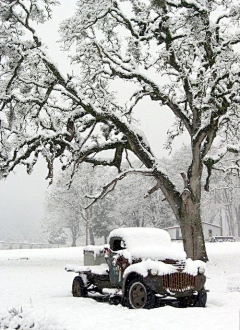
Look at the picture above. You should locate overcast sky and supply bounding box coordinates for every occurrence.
[0,0,188,241]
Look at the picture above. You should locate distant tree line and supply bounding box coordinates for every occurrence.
[43,162,175,246]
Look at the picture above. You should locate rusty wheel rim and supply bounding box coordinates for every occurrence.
[129,282,147,308]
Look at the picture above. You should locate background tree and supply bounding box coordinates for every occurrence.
[1,0,240,261]
[44,172,84,247]
[48,226,67,246]
[201,159,240,237]
[44,161,178,245]
[90,196,116,244]
[43,163,117,245]
[109,171,175,228]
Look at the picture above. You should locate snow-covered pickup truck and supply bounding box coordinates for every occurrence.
[65,228,207,309]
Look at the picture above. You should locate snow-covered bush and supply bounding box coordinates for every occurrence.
[48,227,67,246]
[0,308,68,330]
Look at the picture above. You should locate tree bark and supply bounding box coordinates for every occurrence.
[155,171,208,261]
[178,161,208,261]
[71,236,77,247]
[180,196,207,261]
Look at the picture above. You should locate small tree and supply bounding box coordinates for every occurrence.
[91,197,115,244]
[48,227,67,246]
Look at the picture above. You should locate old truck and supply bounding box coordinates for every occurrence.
[65,227,207,309]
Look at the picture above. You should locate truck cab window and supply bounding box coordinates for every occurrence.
[112,239,125,251]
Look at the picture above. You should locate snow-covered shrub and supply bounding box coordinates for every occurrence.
[0,307,68,330]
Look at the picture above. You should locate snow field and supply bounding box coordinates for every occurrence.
[0,243,239,330]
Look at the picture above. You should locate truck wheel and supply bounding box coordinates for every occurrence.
[126,278,155,309]
[193,289,207,307]
[72,276,87,297]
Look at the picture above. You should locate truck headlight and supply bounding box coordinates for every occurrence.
[151,269,158,276]
[198,266,205,275]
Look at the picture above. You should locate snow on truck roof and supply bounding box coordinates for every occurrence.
[109,227,171,249]
[109,227,186,261]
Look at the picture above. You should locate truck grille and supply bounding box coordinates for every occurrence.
[162,273,196,292]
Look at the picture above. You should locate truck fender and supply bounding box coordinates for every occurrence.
[123,271,160,296]
[122,272,143,297]
[78,273,88,285]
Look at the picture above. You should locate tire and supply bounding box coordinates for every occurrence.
[126,278,155,309]
[194,289,207,307]
[72,276,87,297]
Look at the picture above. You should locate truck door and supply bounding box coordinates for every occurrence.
[109,237,126,287]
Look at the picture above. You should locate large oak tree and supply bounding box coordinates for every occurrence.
[0,0,240,261]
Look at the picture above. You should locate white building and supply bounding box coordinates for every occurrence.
[163,222,222,240]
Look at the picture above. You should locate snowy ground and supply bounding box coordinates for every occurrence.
[0,242,239,330]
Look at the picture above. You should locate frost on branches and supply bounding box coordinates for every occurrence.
[0,0,240,261]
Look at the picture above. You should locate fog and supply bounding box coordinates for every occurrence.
[0,158,48,241]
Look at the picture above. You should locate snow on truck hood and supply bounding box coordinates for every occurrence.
[123,260,177,278]
[109,227,186,261]
[123,258,206,278]
[120,246,186,262]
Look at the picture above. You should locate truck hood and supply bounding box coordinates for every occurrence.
[119,246,186,263]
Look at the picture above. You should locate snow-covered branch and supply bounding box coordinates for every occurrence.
[85,168,156,208]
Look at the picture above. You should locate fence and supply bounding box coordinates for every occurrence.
[0,241,60,250]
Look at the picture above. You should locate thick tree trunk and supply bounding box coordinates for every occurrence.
[180,195,208,261]
[155,171,208,261]
[178,158,208,261]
